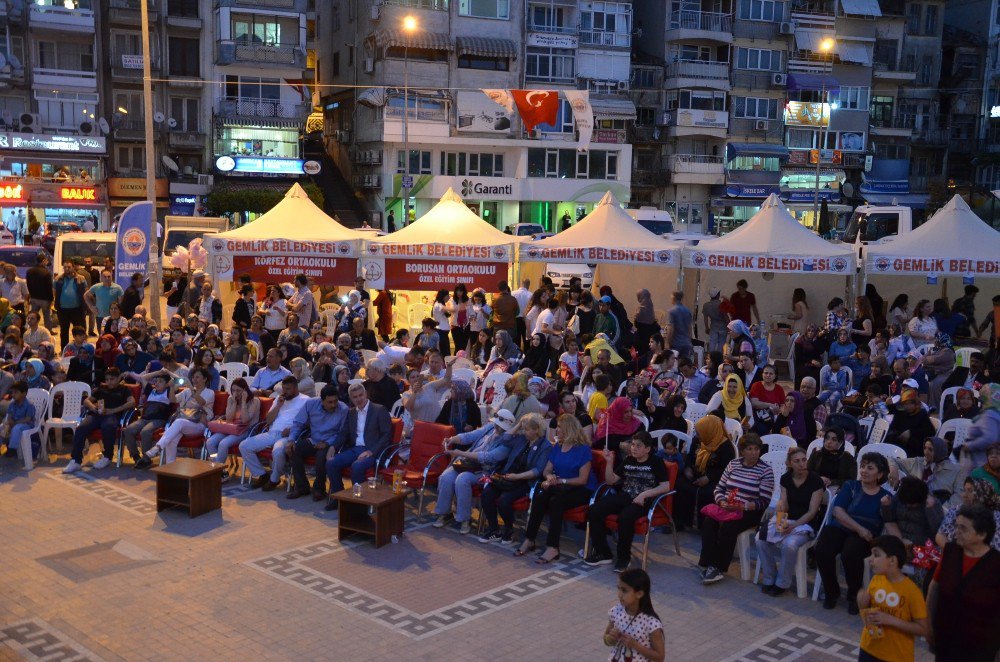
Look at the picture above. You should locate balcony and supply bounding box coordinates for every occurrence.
[660,108,729,137]
[29,2,95,32]
[107,0,157,25]
[579,30,630,49]
[114,119,160,140]
[167,130,208,149]
[729,117,783,140]
[632,168,670,187]
[526,18,577,34]
[667,154,725,185]
[872,60,916,81]
[630,126,668,143]
[216,40,305,68]
[217,0,306,8]
[912,128,949,146]
[665,11,732,43]
[869,116,913,137]
[380,0,448,9]
[32,67,97,89]
[217,98,311,120]
[732,20,781,41]
[664,60,730,90]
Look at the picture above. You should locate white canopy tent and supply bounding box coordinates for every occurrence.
[683,194,856,328]
[363,188,515,291]
[207,183,366,285]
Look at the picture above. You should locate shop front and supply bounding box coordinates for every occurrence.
[108,178,170,227]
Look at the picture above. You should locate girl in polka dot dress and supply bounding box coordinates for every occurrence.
[603,568,665,662]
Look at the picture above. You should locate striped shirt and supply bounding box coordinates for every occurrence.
[714,459,774,510]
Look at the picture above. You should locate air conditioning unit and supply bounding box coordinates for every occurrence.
[754,119,769,131]
[370,4,380,20]
[657,111,671,126]
[363,57,374,73]
[18,112,40,132]
[79,121,97,135]
[771,73,787,87]
[779,21,794,35]
[616,80,628,91]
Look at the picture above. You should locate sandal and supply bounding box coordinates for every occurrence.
[514,542,537,557]
[536,551,561,565]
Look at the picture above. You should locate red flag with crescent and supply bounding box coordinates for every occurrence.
[511,90,560,133]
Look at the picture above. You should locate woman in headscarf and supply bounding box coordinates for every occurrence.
[943,387,980,422]
[486,329,522,372]
[706,374,754,427]
[647,393,688,434]
[584,334,625,365]
[594,396,642,456]
[749,323,770,369]
[0,297,13,333]
[522,333,551,377]
[330,364,351,401]
[794,324,825,385]
[435,379,481,432]
[289,356,315,396]
[772,391,808,447]
[498,369,542,421]
[726,319,756,363]
[894,436,965,506]
[923,331,956,407]
[22,358,51,391]
[94,334,121,368]
[935,477,1000,551]
[633,289,660,350]
[962,385,1000,475]
[806,426,857,489]
[970,438,1000,494]
[674,415,736,529]
[66,343,106,388]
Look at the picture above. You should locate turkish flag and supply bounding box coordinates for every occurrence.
[511,90,560,133]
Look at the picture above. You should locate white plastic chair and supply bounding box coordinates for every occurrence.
[42,382,91,453]
[754,494,836,599]
[724,418,743,443]
[939,386,977,415]
[218,376,230,393]
[692,346,704,370]
[348,378,364,387]
[313,382,327,396]
[323,309,340,335]
[861,442,907,474]
[17,388,51,470]
[650,429,692,455]
[915,343,935,356]
[451,368,479,390]
[953,347,976,368]
[818,364,853,398]
[218,362,250,384]
[867,417,890,445]
[478,370,510,414]
[683,402,708,424]
[450,357,476,371]
[408,303,430,333]
[222,304,235,330]
[319,303,339,312]
[759,450,788,510]
[811,495,854,601]
[761,434,797,456]
[390,398,404,418]
[939,418,972,449]
[771,332,799,384]
[806,437,856,458]
[359,349,378,364]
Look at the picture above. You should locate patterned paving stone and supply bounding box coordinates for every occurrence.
[0,618,103,662]
[42,471,156,516]
[37,540,162,584]
[721,624,860,661]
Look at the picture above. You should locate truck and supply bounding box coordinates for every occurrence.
[626,207,712,244]
[841,203,919,265]
[162,215,228,261]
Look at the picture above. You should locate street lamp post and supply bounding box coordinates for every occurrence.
[401,16,417,227]
[813,37,835,232]
[140,0,162,325]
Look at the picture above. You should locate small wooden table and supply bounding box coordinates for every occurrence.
[332,484,406,548]
[150,458,224,518]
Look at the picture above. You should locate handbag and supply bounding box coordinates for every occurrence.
[700,503,743,522]
[490,475,520,491]
[141,401,173,422]
[207,420,247,436]
[451,457,482,474]
[567,314,580,335]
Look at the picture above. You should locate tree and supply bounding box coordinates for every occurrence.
[205,183,324,216]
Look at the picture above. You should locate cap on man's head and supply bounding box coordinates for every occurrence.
[599,295,612,304]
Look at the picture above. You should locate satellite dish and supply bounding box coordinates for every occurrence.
[153,111,165,123]
[98,117,110,135]
[167,117,178,128]
[7,53,19,69]
[842,182,855,198]
[161,155,179,172]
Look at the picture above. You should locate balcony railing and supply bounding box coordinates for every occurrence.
[32,67,97,86]
[167,130,207,148]
[664,60,729,81]
[667,10,731,34]
[380,0,448,9]
[732,20,780,40]
[630,126,668,143]
[217,0,298,7]
[579,29,630,48]
[217,98,310,119]
[109,0,157,11]
[217,40,305,67]
[869,117,913,130]
[29,3,95,29]
[913,128,949,145]
[526,19,577,34]
[668,153,725,174]
[731,70,777,89]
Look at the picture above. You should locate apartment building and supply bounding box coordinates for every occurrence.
[316,0,634,231]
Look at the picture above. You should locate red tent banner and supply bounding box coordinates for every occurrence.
[232,255,358,284]
[511,90,559,133]
[380,258,508,291]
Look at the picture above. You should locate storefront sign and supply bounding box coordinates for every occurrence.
[60,186,97,201]
[526,33,578,49]
[867,255,1000,276]
[725,184,780,198]
[460,178,514,198]
[364,257,509,291]
[860,180,909,194]
[0,184,24,201]
[0,132,106,154]
[456,91,513,134]
[215,156,305,175]
[366,242,511,262]
[593,129,624,144]
[782,189,840,202]
[784,101,830,127]
[686,251,851,273]
[115,201,153,290]
[170,194,197,216]
[121,54,143,69]
[521,245,676,266]
[108,177,169,198]
[232,255,358,284]
[672,109,727,129]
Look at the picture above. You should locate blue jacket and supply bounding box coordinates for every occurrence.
[456,423,511,473]
[495,433,552,479]
[290,397,349,445]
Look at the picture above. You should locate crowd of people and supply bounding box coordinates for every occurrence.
[0,264,997,661]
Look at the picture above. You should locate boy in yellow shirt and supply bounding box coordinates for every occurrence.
[857,535,929,661]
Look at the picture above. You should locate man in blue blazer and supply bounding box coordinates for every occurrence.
[324,382,392,510]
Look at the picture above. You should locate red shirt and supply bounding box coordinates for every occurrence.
[749,381,786,406]
[731,291,756,323]
[933,552,983,580]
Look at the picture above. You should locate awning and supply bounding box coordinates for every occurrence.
[836,41,873,66]
[591,98,637,120]
[373,29,453,52]
[787,72,840,92]
[839,0,881,16]
[726,142,790,162]
[216,117,303,130]
[793,29,833,53]
[861,192,930,208]
[455,36,518,59]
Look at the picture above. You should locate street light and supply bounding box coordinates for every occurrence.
[401,15,417,227]
[813,37,836,232]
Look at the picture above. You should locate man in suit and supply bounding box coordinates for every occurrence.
[324,382,392,510]
[943,351,991,392]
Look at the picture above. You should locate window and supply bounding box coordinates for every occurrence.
[116,145,145,173]
[525,47,574,82]
[331,4,340,30]
[636,107,655,126]
[332,51,340,76]
[667,89,726,111]
[870,95,894,126]
[580,2,631,45]
[112,31,141,57]
[0,95,26,117]
[232,13,300,46]
[874,143,909,159]
[440,152,505,176]
[385,47,447,62]
[169,97,199,132]
[675,44,713,61]
[526,149,618,179]
[168,37,199,76]
[167,0,198,17]
[833,86,869,110]
[114,91,143,117]
[732,96,778,119]
[537,99,575,133]
[631,68,657,88]
[224,75,281,101]
[906,3,921,33]
[458,0,509,19]
[737,0,780,21]
[918,55,933,85]
[216,126,299,158]
[735,47,782,71]
[529,4,568,31]
[458,55,510,71]
[35,91,97,129]
[396,150,432,174]
[923,4,937,35]
[35,40,94,71]
[385,95,447,122]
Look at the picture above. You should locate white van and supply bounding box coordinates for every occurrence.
[545,263,594,289]
[54,232,117,276]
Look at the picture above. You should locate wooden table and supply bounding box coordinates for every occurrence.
[332,484,406,548]
[150,458,224,518]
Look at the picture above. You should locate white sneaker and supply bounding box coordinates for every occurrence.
[62,460,82,474]
[93,457,111,470]
[459,522,471,535]
[433,515,447,528]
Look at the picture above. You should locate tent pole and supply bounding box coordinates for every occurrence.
[693,269,702,340]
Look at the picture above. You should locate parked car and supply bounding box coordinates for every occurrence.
[41,221,82,254]
[545,262,595,290]
[0,246,53,278]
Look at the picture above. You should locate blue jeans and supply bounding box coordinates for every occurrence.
[325,445,375,493]
[433,466,483,523]
[755,529,813,589]
[71,414,119,463]
[7,423,33,450]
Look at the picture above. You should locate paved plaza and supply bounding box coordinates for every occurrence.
[0,456,932,661]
